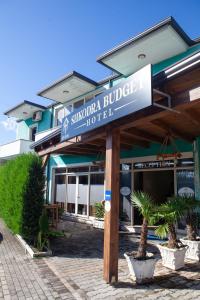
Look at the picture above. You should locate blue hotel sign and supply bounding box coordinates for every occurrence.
[61,64,152,141]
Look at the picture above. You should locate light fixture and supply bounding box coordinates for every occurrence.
[63,90,69,94]
[138,53,146,60]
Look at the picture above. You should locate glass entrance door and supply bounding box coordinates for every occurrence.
[66,175,76,214]
[77,175,88,216]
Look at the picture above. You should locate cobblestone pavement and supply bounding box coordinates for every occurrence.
[1,218,200,300]
[0,219,75,300]
[46,220,200,300]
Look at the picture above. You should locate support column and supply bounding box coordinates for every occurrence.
[103,127,120,283]
[194,137,200,200]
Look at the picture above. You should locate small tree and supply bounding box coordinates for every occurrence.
[177,196,200,241]
[131,192,156,258]
[155,197,185,248]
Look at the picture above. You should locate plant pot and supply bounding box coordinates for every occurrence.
[180,238,200,261]
[93,218,104,229]
[157,243,187,270]
[124,252,158,284]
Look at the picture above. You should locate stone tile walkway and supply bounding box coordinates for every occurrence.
[0,219,74,300]
[1,218,200,299]
[46,220,200,300]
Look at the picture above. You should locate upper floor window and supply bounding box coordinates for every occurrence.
[54,105,72,127]
[29,125,37,141]
[53,92,103,127]
[73,99,84,109]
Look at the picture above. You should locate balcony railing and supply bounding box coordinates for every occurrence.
[0,139,33,159]
[35,127,59,142]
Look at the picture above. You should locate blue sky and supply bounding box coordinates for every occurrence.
[0,0,200,144]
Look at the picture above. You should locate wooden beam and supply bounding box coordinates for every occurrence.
[37,127,105,156]
[182,108,200,126]
[124,128,163,144]
[37,84,200,157]
[151,119,194,142]
[58,148,99,155]
[120,143,132,150]
[42,154,49,168]
[121,132,150,148]
[104,127,120,283]
[77,144,105,152]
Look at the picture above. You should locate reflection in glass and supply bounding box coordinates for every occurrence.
[78,175,88,215]
[89,173,104,217]
[67,176,76,213]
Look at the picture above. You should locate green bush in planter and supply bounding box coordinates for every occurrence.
[95,202,105,219]
[0,153,45,243]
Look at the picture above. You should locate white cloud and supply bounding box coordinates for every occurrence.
[1,117,17,132]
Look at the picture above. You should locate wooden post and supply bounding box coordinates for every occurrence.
[103,127,120,283]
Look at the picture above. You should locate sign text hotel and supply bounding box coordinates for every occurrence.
[61,64,152,141]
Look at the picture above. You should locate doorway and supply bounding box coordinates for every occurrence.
[134,170,174,224]
[66,174,89,216]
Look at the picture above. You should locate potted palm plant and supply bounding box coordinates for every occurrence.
[124,192,159,284]
[155,197,188,270]
[179,196,200,261]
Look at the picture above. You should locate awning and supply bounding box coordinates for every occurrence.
[4,100,46,120]
[37,71,98,103]
[97,17,194,76]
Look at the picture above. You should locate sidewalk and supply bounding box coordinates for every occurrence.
[46,222,200,300]
[0,219,74,300]
[1,218,200,300]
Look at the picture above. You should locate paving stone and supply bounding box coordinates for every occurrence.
[0,219,75,300]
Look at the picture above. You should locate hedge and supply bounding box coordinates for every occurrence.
[0,153,45,243]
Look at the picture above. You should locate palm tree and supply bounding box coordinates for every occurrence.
[155,197,185,248]
[131,191,156,258]
[177,196,200,241]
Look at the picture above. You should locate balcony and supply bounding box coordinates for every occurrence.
[0,139,33,161]
[35,127,59,142]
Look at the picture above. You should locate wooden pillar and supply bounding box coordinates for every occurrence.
[103,127,120,283]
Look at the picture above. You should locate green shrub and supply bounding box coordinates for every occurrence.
[0,153,45,243]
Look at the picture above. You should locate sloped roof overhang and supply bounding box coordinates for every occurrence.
[97,17,195,76]
[4,100,46,120]
[37,71,98,103]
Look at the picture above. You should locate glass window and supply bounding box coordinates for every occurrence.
[74,99,84,109]
[89,173,104,217]
[176,158,194,168]
[30,126,37,141]
[67,166,89,173]
[120,163,132,171]
[78,175,88,215]
[177,170,195,197]
[120,171,132,222]
[54,105,72,127]
[54,174,66,204]
[55,168,66,174]
[177,170,195,229]
[90,164,105,172]
[67,176,76,214]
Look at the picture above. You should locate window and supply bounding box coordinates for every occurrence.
[29,125,37,141]
[73,99,84,109]
[89,173,105,217]
[54,105,73,127]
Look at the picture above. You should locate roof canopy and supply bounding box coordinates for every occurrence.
[97,17,194,76]
[4,100,46,120]
[38,71,98,103]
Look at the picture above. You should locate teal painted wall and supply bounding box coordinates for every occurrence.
[16,108,52,140]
